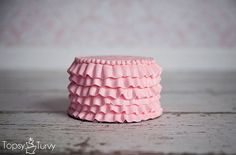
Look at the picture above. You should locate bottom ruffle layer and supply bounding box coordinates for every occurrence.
[68,103,163,123]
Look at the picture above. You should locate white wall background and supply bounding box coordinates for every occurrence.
[0,0,236,71]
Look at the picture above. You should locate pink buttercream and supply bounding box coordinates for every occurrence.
[68,82,162,99]
[68,101,163,123]
[69,75,161,88]
[75,56,155,65]
[69,100,161,115]
[67,56,163,123]
[69,94,160,106]
[68,58,162,79]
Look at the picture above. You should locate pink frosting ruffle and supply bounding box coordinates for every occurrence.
[67,56,163,123]
[69,100,161,115]
[69,94,160,106]
[74,56,156,65]
[68,82,162,99]
[68,101,163,123]
[68,59,162,79]
[69,75,161,88]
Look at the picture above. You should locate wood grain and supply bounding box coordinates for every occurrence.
[0,113,236,154]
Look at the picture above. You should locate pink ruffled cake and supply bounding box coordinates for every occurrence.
[67,56,163,123]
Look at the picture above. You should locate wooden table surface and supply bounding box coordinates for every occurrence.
[0,71,236,155]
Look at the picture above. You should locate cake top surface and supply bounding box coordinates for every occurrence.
[75,55,155,65]
[79,55,153,60]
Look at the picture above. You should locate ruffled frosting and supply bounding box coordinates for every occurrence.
[68,59,162,79]
[68,82,162,99]
[69,100,161,115]
[68,101,163,123]
[75,56,156,65]
[67,56,163,123]
[69,75,161,88]
[69,93,160,106]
